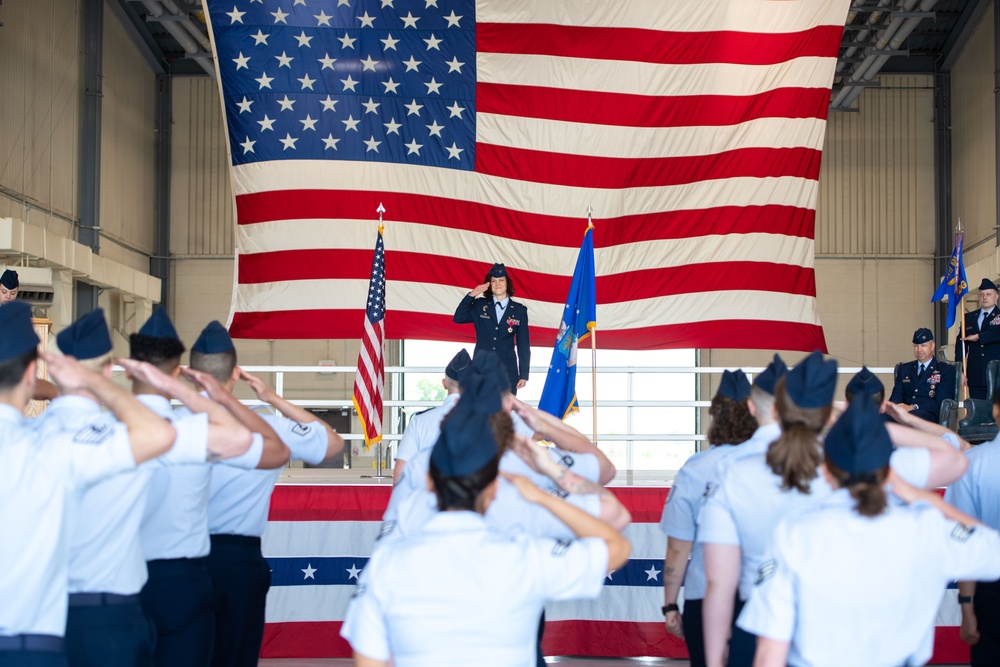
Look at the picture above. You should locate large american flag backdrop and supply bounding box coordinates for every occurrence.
[260,485,970,661]
[203,0,844,351]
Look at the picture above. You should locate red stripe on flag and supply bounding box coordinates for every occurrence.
[267,485,390,522]
[236,252,816,303]
[474,145,824,189]
[478,24,845,66]
[259,621,969,663]
[607,488,670,524]
[236,191,816,246]
[477,84,835,128]
[230,311,828,352]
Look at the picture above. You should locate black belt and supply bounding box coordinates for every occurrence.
[68,592,140,607]
[210,534,261,548]
[0,634,64,653]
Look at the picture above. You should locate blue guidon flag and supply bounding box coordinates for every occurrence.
[539,224,596,419]
[204,0,844,352]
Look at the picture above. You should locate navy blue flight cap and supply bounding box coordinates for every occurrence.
[445,349,472,381]
[753,354,787,395]
[0,269,18,290]
[192,320,235,354]
[825,394,894,474]
[57,309,112,360]
[488,263,508,279]
[0,301,39,361]
[717,369,751,402]
[138,308,181,341]
[979,278,998,292]
[431,353,505,477]
[845,366,884,398]
[912,328,934,344]
[785,351,838,409]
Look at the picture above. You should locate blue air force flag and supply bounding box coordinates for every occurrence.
[538,226,596,419]
[931,230,969,330]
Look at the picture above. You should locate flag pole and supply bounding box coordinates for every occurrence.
[959,218,968,402]
[587,205,598,446]
[376,202,387,479]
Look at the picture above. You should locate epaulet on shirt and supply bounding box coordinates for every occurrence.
[411,407,434,418]
[73,422,114,445]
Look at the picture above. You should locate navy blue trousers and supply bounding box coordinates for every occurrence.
[683,599,706,667]
[726,598,756,667]
[972,581,1000,667]
[65,600,155,667]
[140,558,214,667]
[0,654,66,667]
[205,535,270,667]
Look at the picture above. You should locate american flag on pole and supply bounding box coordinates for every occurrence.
[352,221,385,448]
[205,0,845,352]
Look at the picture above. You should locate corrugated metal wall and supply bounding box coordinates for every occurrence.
[952,4,997,269]
[170,78,234,257]
[816,75,936,257]
[0,0,82,235]
[99,9,157,260]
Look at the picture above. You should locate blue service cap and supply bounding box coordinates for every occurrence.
[752,354,787,395]
[979,278,998,292]
[192,320,235,354]
[785,351,838,409]
[717,369,751,402]
[488,263,508,279]
[912,328,934,344]
[0,269,18,290]
[845,366,884,398]
[138,308,181,341]
[431,352,505,477]
[825,394,894,474]
[445,349,472,381]
[0,301,39,361]
[57,309,112,360]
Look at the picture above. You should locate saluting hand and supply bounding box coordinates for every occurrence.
[501,472,548,505]
[43,352,96,394]
[116,358,175,394]
[180,366,225,400]
[239,369,274,402]
[469,283,490,298]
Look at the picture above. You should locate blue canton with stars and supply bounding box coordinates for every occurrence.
[206,0,476,169]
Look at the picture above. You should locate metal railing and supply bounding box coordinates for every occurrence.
[182,364,897,471]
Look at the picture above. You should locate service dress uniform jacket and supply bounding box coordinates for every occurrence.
[956,307,1000,399]
[453,294,530,393]
[738,490,1000,667]
[341,511,608,666]
[889,358,956,422]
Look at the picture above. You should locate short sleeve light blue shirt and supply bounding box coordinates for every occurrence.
[946,434,1000,530]
[208,412,329,537]
[0,403,135,636]
[698,451,832,599]
[738,490,1000,667]
[342,511,608,665]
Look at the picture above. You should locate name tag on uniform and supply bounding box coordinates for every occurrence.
[902,377,910,383]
